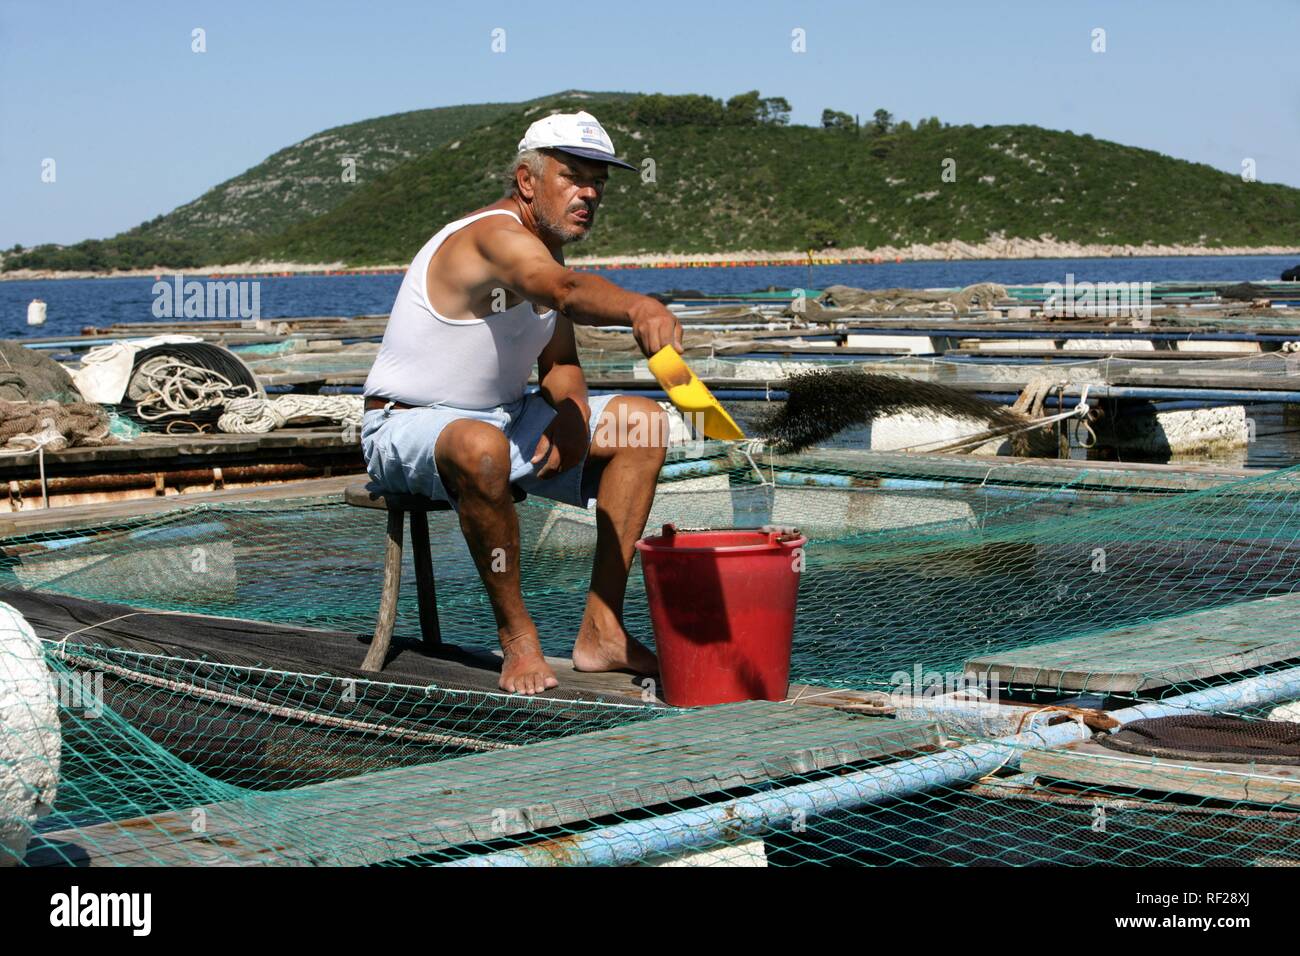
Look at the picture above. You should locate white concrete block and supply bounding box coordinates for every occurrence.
[866,412,1009,456]
[844,335,937,354]
[1109,405,1249,456]
[1062,339,1154,351]
[1175,340,1260,353]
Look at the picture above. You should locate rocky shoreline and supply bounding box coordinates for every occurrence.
[576,237,1300,267]
[4,238,1300,281]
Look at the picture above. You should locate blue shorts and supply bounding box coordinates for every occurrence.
[360,392,619,511]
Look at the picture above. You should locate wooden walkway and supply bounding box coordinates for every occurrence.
[24,702,940,866]
[0,446,1274,538]
[0,474,356,537]
[966,593,1300,693]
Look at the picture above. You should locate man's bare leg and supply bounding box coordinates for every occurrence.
[435,419,557,695]
[572,396,666,674]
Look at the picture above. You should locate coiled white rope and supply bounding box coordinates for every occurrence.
[218,394,363,434]
[130,357,255,422]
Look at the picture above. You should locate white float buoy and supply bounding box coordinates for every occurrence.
[26,299,47,327]
[0,602,60,865]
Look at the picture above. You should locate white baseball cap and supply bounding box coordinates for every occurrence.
[517,110,635,170]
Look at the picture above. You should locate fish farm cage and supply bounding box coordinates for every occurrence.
[3,441,1300,866]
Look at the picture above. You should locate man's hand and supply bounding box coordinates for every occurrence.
[628,298,684,357]
[530,399,591,480]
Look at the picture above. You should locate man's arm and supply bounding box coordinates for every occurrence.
[536,312,588,416]
[475,222,682,357]
[528,312,591,479]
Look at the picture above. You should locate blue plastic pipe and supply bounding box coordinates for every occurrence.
[445,664,1300,866]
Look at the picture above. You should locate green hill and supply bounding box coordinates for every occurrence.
[5,90,634,271]
[9,90,1300,271]
[256,96,1300,263]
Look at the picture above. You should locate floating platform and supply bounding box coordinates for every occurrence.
[24,701,939,866]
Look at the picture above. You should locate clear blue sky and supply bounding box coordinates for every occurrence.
[2,0,1297,248]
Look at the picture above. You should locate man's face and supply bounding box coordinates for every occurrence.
[531,151,608,244]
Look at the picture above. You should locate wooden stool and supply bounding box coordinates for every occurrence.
[343,479,525,672]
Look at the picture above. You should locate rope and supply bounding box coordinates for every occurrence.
[896,384,1092,455]
[738,438,776,487]
[977,703,1120,783]
[217,394,363,434]
[51,647,515,753]
[130,357,254,422]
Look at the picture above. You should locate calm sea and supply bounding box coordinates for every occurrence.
[2,254,1297,339]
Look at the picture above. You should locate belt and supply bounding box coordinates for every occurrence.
[364,396,418,412]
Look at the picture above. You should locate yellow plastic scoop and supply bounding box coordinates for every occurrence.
[647,346,745,441]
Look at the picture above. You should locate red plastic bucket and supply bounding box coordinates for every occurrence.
[635,523,807,707]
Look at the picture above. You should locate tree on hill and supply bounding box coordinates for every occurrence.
[758,96,792,126]
[631,93,724,126]
[631,91,790,127]
[821,109,855,131]
[724,91,791,126]
[871,109,895,135]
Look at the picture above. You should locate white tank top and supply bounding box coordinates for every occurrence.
[362,209,557,409]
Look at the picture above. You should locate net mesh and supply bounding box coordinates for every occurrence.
[4,442,1300,866]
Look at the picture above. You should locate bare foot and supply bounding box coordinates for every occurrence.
[572,615,658,675]
[498,631,559,695]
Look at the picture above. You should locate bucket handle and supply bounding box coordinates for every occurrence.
[658,523,803,544]
[761,524,803,545]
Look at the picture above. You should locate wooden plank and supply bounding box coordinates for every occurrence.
[6,579,878,715]
[0,429,357,472]
[725,346,919,357]
[588,371,1300,404]
[5,439,1263,536]
[952,348,1257,361]
[479,647,888,710]
[965,593,1300,693]
[26,704,940,866]
[1023,737,1300,807]
[787,447,1264,493]
[255,372,368,387]
[0,475,357,536]
[1109,372,1300,391]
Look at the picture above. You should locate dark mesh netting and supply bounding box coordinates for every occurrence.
[1099,715,1300,764]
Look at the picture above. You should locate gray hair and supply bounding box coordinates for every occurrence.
[505,148,547,196]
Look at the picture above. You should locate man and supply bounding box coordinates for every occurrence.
[360,111,682,696]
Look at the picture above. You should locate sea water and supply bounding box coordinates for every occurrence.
[2,254,1298,338]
